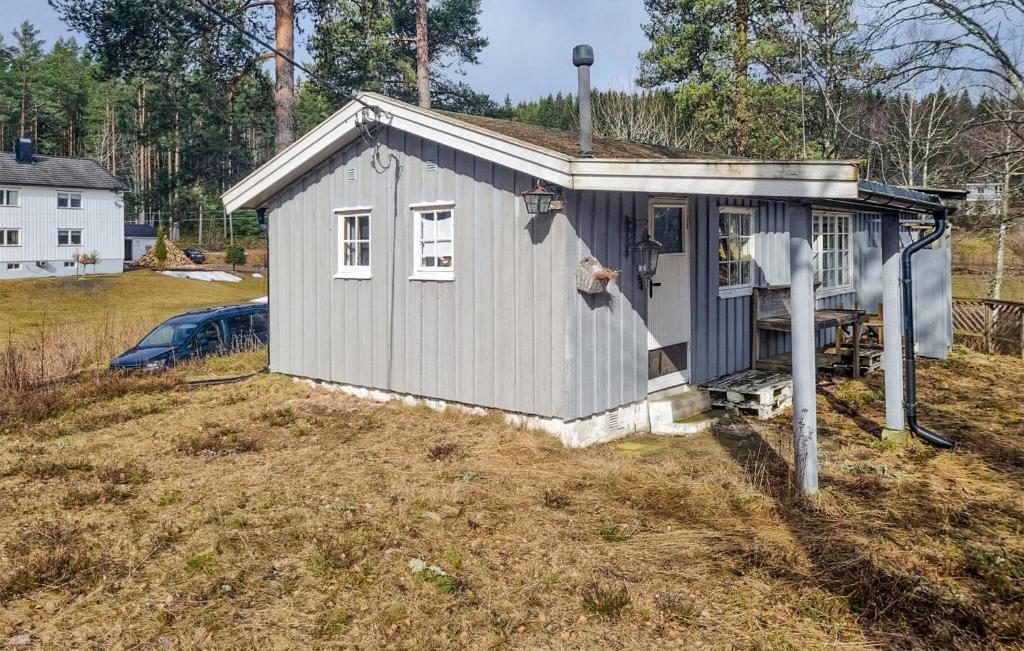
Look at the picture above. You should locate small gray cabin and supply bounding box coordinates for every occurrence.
[223,91,954,464]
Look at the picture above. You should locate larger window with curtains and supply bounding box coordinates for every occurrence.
[410,204,454,281]
[335,209,372,279]
[717,206,754,297]
[812,212,852,292]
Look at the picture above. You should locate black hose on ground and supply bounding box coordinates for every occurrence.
[186,367,268,388]
[899,209,955,449]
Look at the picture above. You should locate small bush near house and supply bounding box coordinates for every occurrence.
[224,244,246,270]
[153,227,167,270]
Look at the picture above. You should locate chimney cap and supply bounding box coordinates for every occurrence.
[572,44,594,67]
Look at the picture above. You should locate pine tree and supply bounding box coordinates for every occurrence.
[11,21,44,140]
[154,226,168,270]
[638,0,799,156]
[305,0,493,114]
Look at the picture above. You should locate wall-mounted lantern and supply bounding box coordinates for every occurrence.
[521,181,562,215]
[632,230,662,290]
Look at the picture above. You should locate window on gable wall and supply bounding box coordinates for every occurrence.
[57,229,83,246]
[335,211,371,278]
[813,213,852,290]
[717,206,753,296]
[411,206,454,280]
[0,189,18,206]
[0,229,19,246]
[57,192,82,209]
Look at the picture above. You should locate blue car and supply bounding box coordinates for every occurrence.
[110,304,268,371]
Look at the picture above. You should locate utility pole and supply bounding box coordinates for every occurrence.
[198,204,204,247]
[415,0,430,108]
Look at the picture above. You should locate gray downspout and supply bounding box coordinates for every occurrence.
[899,208,955,449]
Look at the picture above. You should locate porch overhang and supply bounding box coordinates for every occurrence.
[809,181,957,216]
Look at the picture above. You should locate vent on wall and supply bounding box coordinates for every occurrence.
[607,409,623,431]
[345,167,357,182]
[424,158,438,173]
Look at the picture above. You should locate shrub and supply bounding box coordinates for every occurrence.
[225,244,246,270]
[153,226,167,270]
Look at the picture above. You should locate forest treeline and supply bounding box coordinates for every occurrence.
[0,0,1020,244]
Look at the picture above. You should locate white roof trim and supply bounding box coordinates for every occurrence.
[222,93,861,212]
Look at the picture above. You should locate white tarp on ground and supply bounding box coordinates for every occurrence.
[160,270,243,283]
[249,296,268,304]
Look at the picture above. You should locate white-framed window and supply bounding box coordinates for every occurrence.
[57,192,82,209]
[717,206,754,297]
[0,189,18,206]
[335,207,372,279]
[63,261,76,268]
[58,229,83,246]
[0,228,20,246]
[813,212,852,293]
[410,203,454,281]
[6,263,21,270]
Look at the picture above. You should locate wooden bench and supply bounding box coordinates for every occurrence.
[752,285,868,377]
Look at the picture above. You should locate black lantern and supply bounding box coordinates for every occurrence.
[632,230,662,289]
[521,181,555,215]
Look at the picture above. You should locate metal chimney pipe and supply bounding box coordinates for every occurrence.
[572,44,594,157]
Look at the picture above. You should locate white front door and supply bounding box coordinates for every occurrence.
[647,202,691,392]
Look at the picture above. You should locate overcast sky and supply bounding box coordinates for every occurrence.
[1,0,650,103]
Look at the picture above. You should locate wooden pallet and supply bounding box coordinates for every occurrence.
[830,345,883,375]
[700,369,793,420]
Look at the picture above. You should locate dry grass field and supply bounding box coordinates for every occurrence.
[0,348,1022,649]
[0,270,266,341]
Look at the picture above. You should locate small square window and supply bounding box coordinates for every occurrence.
[58,229,83,246]
[335,211,371,279]
[6,263,21,270]
[58,192,82,209]
[0,229,19,246]
[412,206,454,280]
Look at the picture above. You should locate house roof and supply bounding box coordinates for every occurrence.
[434,110,741,161]
[125,223,157,238]
[0,152,129,191]
[223,93,920,214]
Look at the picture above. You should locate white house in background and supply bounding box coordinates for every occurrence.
[0,138,129,279]
[124,223,158,261]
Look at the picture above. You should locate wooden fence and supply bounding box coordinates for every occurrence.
[952,297,1024,357]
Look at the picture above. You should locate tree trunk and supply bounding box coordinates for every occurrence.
[733,0,750,156]
[415,0,430,108]
[990,165,1012,300]
[19,70,28,138]
[274,0,296,152]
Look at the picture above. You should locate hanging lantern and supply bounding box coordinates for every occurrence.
[521,181,555,215]
[632,230,662,289]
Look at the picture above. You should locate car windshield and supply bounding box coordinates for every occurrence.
[136,322,199,348]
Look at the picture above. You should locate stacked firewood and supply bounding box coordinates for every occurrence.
[135,240,197,268]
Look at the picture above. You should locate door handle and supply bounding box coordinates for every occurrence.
[649,281,661,299]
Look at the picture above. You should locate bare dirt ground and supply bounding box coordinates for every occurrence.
[0,348,1021,649]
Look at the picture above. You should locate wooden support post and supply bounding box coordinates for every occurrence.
[881,215,905,434]
[788,202,818,495]
[1020,308,1024,360]
[985,303,994,354]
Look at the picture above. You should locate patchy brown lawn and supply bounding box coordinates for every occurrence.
[0,348,1022,649]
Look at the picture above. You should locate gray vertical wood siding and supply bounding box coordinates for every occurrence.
[561,190,649,420]
[268,126,568,418]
